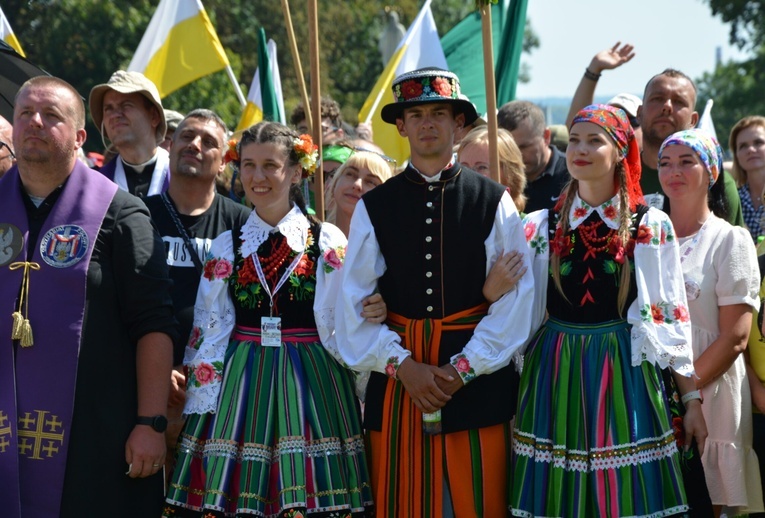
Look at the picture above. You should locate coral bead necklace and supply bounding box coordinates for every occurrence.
[578,220,617,259]
[258,236,293,286]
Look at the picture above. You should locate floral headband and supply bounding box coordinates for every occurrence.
[222,134,319,180]
[224,139,239,166]
[293,134,319,178]
[658,129,722,189]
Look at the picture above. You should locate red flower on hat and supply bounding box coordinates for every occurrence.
[432,77,453,97]
[401,80,423,100]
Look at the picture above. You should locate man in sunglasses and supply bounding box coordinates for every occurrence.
[0,115,14,177]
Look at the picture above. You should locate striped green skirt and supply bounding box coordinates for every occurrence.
[510,318,688,517]
[164,327,373,517]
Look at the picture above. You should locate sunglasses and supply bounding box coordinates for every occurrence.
[322,145,397,182]
[0,141,15,161]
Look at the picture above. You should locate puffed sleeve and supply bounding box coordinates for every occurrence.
[716,225,760,309]
[522,209,550,333]
[314,221,348,364]
[183,230,237,415]
[627,208,694,376]
[448,192,538,382]
[335,200,412,378]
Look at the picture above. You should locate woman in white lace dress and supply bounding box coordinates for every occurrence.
[164,122,373,517]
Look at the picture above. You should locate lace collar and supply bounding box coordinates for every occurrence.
[569,193,621,230]
[240,204,309,258]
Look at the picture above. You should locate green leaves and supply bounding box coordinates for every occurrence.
[474,0,500,8]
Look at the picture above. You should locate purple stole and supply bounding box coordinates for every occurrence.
[0,162,117,517]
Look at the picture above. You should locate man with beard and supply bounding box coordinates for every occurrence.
[143,110,250,469]
[89,70,169,198]
[0,76,177,516]
[638,69,743,224]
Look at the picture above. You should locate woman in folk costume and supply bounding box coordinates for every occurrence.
[658,129,763,516]
[163,121,373,517]
[511,105,707,517]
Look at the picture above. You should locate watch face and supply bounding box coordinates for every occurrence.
[153,415,168,433]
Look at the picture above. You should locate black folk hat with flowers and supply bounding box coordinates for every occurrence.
[380,67,479,126]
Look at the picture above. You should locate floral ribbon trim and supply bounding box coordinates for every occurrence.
[384,356,400,379]
[451,353,477,384]
[640,301,690,325]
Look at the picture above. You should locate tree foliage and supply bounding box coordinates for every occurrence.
[2,1,537,152]
[706,0,765,50]
[698,1,765,152]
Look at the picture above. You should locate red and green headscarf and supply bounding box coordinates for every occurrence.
[570,104,644,210]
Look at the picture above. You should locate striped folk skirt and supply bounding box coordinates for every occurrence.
[510,318,688,518]
[163,327,373,518]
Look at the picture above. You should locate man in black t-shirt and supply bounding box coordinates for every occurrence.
[498,100,570,212]
[144,109,250,461]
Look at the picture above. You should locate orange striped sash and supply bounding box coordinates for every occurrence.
[370,303,509,517]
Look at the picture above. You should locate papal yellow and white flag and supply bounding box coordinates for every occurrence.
[128,0,229,98]
[0,6,25,57]
[236,28,285,132]
[359,0,447,164]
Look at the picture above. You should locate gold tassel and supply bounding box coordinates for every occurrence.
[11,311,23,339]
[20,319,33,348]
[9,261,40,347]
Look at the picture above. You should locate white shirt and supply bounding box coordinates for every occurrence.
[335,190,539,383]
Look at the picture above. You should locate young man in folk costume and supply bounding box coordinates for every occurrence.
[336,67,538,516]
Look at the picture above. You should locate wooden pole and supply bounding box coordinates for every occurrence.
[280,0,312,133]
[307,0,324,221]
[480,5,500,184]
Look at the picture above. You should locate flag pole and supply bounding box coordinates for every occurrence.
[362,0,433,126]
[225,65,247,108]
[281,0,312,134]
[308,0,324,221]
[479,3,500,184]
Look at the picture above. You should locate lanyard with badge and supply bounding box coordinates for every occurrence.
[252,239,304,347]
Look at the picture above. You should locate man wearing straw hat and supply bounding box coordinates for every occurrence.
[89,70,170,198]
[336,67,536,516]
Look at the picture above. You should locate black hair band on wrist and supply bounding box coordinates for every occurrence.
[584,68,601,81]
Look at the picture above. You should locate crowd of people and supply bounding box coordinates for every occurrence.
[2,40,765,518]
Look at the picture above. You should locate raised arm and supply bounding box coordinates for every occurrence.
[565,42,636,127]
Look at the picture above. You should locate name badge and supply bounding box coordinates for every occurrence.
[261,316,282,347]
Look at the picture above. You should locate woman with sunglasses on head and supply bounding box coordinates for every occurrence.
[512,105,704,517]
[658,129,763,516]
[325,149,395,238]
[163,121,373,517]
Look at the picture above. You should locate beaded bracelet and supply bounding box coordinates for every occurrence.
[584,68,601,81]
[681,389,703,404]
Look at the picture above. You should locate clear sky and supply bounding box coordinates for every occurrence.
[515,0,752,101]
